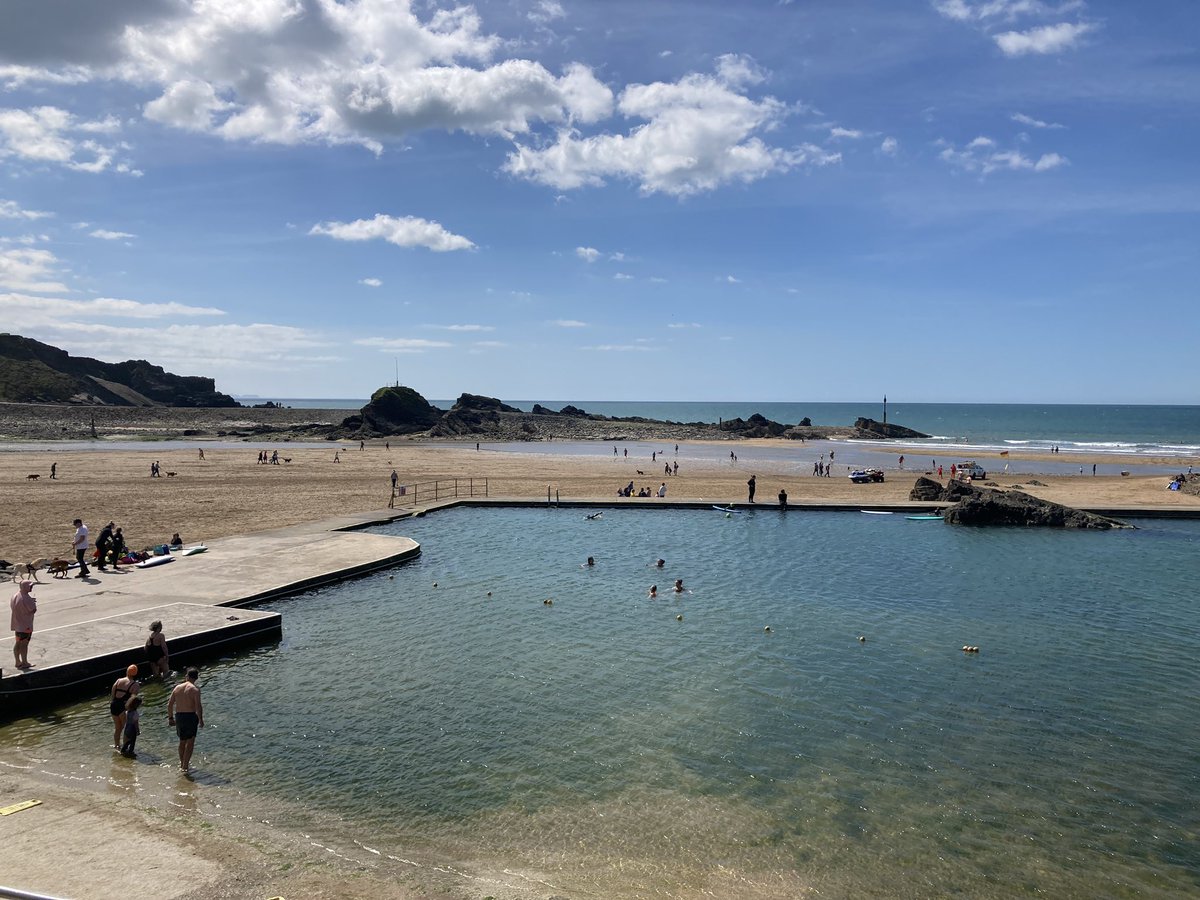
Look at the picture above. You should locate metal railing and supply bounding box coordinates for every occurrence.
[390,478,488,508]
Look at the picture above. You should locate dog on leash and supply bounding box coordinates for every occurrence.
[15,558,49,582]
[26,473,40,480]
[47,558,71,578]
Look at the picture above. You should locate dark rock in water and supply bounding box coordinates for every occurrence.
[342,385,441,436]
[531,403,556,415]
[943,490,1131,529]
[452,393,521,413]
[854,417,930,439]
[558,404,593,418]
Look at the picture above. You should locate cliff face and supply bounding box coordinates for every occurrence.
[0,334,240,407]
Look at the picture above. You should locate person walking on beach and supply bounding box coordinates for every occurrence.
[168,667,204,773]
[10,580,36,670]
[71,518,91,578]
[391,469,399,492]
[1093,464,1097,476]
[145,620,169,677]
[747,474,757,503]
[673,461,679,475]
[49,462,56,480]
[657,482,667,497]
[110,665,140,750]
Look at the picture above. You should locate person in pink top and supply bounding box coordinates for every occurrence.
[10,580,37,669]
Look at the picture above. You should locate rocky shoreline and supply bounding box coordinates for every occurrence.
[0,399,898,444]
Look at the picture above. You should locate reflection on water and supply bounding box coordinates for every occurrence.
[3,509,1199,898]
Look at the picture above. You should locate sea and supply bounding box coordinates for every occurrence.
[240,399,1200,460]
[3,507,1198,897]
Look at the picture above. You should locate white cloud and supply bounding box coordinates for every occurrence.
[1012,112,1064,129]
[310,214,474,252]
[528,1,565,25]
[116,1,612,151]
[431,324,494,332]
[649,276,668,284]
[358,277,383,287]
[575,246,600,262]
[553,319,588,327]
[933,1,1084,23]
[584,344,651,352]
[0,248,69,293]
[725,275,741,283]
[0,106,128,173]
[939,137,1068,174]
[830,126,863,140]
[880,136,899,155]
[473,340,506,348]
[613,272,633,280]
[25,321,330,375]
[0,199,52,220]
[505,56,839,196]
[90,229,136,240]
[995,21,1095,55]
[353,337,452,352]
[667,322,702,329]
[2,292,224,323]
[609,251,626,261]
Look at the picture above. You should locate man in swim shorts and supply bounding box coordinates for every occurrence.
[167,667,204,772]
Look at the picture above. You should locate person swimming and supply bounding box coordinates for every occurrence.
[656,558,665,568]
[673,579,685,593]
[648,585,658,598]
[585,556,595,567]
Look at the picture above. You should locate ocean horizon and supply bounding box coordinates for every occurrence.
[235,399,1200,459]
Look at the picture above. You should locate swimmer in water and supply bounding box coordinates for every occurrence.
[586,512,602,520]
[584,556,595,567]
[648,585,658,598]
[673,579,685,593]
[656,558,665,568]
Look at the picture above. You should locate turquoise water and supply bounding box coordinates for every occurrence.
[4,508,1199,897]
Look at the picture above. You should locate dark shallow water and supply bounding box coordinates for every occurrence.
[4,508,1199,897]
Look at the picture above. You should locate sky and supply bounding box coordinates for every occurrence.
[1,0,1197,404]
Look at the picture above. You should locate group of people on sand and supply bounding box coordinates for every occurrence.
[107,624,205,771]
[618,481,668,498]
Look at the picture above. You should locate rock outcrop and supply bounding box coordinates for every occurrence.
[854,417,930,440]
[0,333,239,407]
[944,489,1131,529]
[719,413,789,438]
[340,386,442,436]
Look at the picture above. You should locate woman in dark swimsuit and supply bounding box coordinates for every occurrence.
[110,665,140,750]
[145,621,169,677]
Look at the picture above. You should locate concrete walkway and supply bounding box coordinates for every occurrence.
[2,512,421,716]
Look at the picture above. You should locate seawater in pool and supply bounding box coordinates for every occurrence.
[4,507,1199,898]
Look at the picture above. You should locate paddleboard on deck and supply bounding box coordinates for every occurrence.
[135,555,174,569]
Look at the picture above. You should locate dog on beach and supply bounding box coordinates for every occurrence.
[47,558,71,578]
[166,471,178,477]
[14,558,49,582]
[636,470,645,475]
[282,458,292,463]
[26,473,40,480]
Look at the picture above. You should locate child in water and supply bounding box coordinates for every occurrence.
[648,585,658,598]
[121,695,142,757]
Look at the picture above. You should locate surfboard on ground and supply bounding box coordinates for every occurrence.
[135,556,174,569]
[906,515,943,521]
[182,545,208,556]
[860,510,894,515]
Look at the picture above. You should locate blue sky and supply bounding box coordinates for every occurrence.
[1,0,1196,404]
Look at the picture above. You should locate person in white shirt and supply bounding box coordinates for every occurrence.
[72,518,90,578]
[657,482,667,498]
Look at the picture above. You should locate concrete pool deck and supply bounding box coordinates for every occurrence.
[1,512,422,717]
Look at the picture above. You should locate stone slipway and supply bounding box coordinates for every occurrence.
[1,518,420,718]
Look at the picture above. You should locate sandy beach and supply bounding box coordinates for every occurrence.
[0,438,1195,563]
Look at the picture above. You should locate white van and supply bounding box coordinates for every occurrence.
[957,461,987,481]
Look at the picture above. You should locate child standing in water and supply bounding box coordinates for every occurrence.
[121,695,142,757]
